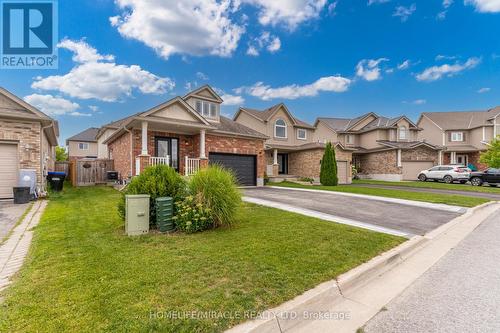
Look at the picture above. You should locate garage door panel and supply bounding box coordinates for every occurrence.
[209,153,256,186]
[402,161,434,181]
[0,143,18,199]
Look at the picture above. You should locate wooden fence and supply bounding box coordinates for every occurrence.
[54,161,71,175]
[69,159,114,186]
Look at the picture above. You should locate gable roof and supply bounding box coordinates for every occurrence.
[316,113,417,133]
[235,103,315,129]
[213,116,268,139]
[66,128,99,145]
[183,85,223,103]
[420,108,500,130]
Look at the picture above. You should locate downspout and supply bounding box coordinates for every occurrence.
[40,122,54,194]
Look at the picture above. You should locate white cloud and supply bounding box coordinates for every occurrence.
[89,105,99,112]
[32,39,174,102]
[478,87,491,93]
[416,57,481,82]
[111,0,244,59]
[465,0,500,12]
[328,1,339,15]
[412,99,427,105]
[196,72,209,81]
[24,94,84,117]
[221,93,245,105]
[356,58,389,81]
[435,54,457,61]
[247,31,281,56]
[368,0,390,5]
[397,60,411,70]
[242,0,329,30]
[393,4,416,22]
[443,0,454,8]
[243,76,351,101]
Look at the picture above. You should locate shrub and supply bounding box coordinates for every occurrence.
[320,142,338,186]
[188,165,241,227]
[173,196,214,233]
[118,165,187,224]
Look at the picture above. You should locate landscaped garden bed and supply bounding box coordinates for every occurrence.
[0,185,403,332]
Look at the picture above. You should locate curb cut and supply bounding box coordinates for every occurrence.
[226,201,498,333]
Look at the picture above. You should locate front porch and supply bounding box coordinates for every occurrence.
[443,150,487,171]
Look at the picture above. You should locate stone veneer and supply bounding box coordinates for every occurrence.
[0,119,54,189]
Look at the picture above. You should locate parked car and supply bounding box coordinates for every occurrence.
[469,168,500,187]
[418,165,471,184]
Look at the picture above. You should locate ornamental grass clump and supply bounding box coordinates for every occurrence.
[187,165,242,227]
[173,196,213,233]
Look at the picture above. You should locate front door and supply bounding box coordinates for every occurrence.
[277,153,288,174]
[155,137,179,170]
[456,154,468,167]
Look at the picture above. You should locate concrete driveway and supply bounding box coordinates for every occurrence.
[243,187,463,237]
[0,201,29,241]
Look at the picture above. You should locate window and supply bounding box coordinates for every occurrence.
[297,129,307,140]
[78,143,89,150]
[274,119,287,138]
[195,99,218,119]
[451,132,464,142]
[399,126,407,140]
[346,134,354,144]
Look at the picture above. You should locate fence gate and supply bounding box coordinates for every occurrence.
[73,159,114,186]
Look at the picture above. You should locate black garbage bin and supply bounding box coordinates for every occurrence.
[47,172,66,192]
[13,187,31,204]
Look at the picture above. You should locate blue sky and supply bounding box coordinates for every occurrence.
[1,0,500,144]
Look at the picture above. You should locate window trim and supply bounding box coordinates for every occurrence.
[346,134,354,144]
[274,119,287,139]
[297,128,307,140]
[399,126,408,140]
[78,142,89,150]
[451,132,464,142]
[196,99,218,119]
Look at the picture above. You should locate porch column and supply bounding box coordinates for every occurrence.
[273,149,278,165]
[438,150,443,165]
[272,149,279,176]
[200,129,206,159]
[450,151,457,164]
[141,121,148,155]
[397,149,402,167]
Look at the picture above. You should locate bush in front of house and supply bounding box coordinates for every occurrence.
[173,196,214,233]
[187,165,241,228]
[320,142,338,186]
[118,165,187,224]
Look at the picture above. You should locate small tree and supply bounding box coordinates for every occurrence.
[56,146,68,161]
[480,137,500,168]
[320,142,338,186]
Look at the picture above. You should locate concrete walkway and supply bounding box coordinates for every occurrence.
[0,202,30,242]
[364,206,500,333]
[350,183,500,200]
[0,200,46,292]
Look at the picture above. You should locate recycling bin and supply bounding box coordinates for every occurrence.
[47,171,66,192]
[13,187,30,204]
[155,197,175,232]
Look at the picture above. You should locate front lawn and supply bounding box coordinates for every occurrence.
[0,186,403,333]
[354,179,500,194]
[271,182,490,208]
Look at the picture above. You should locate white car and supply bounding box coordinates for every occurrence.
[417,165,471,184]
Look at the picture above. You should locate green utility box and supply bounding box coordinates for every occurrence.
[155,197,175,232]
[125,195,150,236]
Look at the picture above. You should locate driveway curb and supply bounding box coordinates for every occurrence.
[268,186,468,213]
[225,201,498,333]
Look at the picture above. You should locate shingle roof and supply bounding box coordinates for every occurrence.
[66,127,99,144]
[318,113,415,133]
[213,116,268,139]
[422,108,500,130]
[377,140,441,150]
[240,103,314,128]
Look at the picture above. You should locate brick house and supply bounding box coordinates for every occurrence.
[0,87,58,198]
[66,127,99,160]
[315,113,442,181]
[233,103,355,184]
[104,85,267,186]
[418,108,500,171]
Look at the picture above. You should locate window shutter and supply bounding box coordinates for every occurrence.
[448,132,452,142]
[462,132,466,142]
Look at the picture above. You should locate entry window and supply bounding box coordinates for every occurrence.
[195,99,218,119]
[297,129,307,140]
[78,143,89,150]
[451,132,464,142]
[399,126,407,140]
[275,119,287,138]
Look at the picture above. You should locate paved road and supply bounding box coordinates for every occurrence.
[243,188,462,236]
[364,208,500,333]
[351,183,500,200]
[0,202,29,241]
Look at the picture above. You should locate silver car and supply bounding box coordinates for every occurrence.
[418,165,471,184]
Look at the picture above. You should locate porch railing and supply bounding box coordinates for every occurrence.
[150,156,170,167]
[185,156,201,176]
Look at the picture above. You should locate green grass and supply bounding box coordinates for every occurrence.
[271,182,490,208]
[353,179,500,194]
[0,186,403,333]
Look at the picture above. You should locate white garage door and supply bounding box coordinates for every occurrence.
[337,161,349,184]
[0,143,18,199]
[402,161,434,181]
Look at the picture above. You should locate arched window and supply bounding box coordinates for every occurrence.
[399,126,407,140]
[275,119,287,138]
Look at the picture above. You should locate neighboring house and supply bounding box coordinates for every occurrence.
[0,87,58,199]
[233,103,355,184]
[418,107,500,171]
[103,85,268,186]
[315,112,442,181]
[66,127,99,160]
